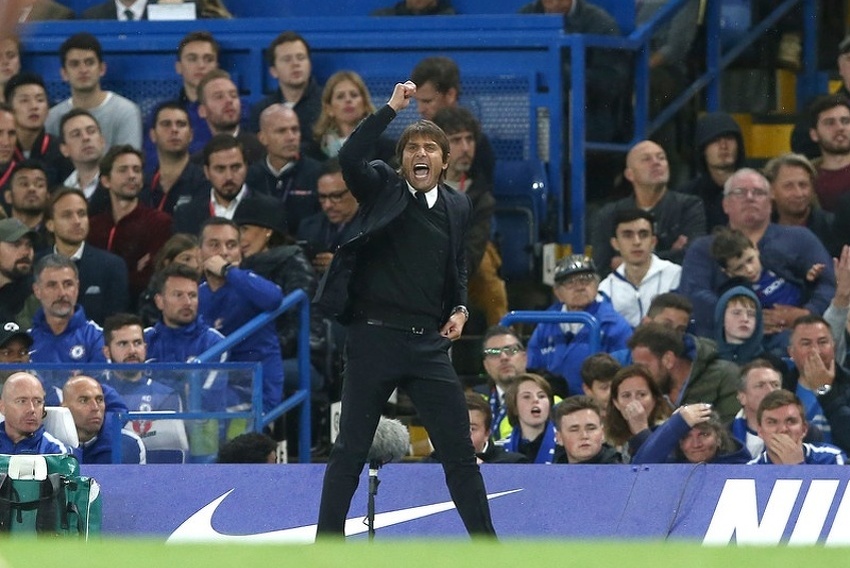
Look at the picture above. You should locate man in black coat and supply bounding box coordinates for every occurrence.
[315,80,496,539]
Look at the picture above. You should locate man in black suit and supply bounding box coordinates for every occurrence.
[173,134,251,235]
[315,81,496,538]
[82,0,148,20]
[45,187,129,325]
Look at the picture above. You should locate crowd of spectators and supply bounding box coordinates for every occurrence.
[0,1,849,469]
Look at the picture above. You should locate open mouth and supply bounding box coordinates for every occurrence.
[413,164,430,180]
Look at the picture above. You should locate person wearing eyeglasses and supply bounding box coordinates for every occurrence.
[526,254,632,397]
[474,324,568,442]
[679,168,835,340]
[296,158,361,276]
[246,104,321,236]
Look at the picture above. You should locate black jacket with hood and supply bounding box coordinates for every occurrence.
[675,112,746,230]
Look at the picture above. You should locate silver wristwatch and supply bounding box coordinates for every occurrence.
[451,305,470,321]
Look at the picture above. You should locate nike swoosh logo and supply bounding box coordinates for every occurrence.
[167,488,522,543]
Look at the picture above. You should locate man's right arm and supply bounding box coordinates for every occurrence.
[337,81,416,202]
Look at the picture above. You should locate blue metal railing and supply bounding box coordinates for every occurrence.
[499,310,601,354]
[564,0,816,249]
[194,288,313,464]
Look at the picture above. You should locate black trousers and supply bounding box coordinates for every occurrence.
[316,322,496,538]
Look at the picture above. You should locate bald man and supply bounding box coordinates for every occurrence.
[0,372,72,454]
[245,103,320,234]
[62,375,144,464]
[589,140,706,277]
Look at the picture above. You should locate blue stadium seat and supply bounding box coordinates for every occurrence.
[492,159,548,279]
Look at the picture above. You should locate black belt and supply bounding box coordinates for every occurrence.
[365,319,426,335]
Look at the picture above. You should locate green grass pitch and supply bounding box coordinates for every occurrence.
[0,539,848,567]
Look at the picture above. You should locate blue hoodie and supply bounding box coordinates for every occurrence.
[714,286,765,364]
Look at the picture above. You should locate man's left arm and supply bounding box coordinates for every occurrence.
[441,192,472,340]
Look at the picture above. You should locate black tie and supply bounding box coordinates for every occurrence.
[124,9,134,20]
[415,191,428,210]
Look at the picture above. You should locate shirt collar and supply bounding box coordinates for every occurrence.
[406,182,438,208]
[116,0,147,20]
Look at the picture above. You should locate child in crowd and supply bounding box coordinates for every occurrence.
[579,353,620,420]
[710,227,823,310]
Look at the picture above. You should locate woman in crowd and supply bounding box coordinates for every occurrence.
[306,70,395,164]
[503,373,558,464]
[233,194,326,393]
[632,406,751,464]
[138,233,200,327]
[0,34,20,103]
[605,364,672,458]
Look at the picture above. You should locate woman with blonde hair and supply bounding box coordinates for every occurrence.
[306,70,395,163]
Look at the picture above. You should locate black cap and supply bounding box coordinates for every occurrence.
[553,254,597,283]
[0,321,32,349]
[233,194,288,237]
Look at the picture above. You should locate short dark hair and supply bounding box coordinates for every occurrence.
[152,100,190,127]
[199,216,239,242]
[611,209,655,237]
[318,157,342,178]
[738,358,780,392]
[808,93,850,129]
[395,120,449,172]
[266,31,311,66]
[34,253,78,281]
[466,393,492,431]
[757,389,806,426]
[177,31,220,60]
[790,314,832,335]
[646,293,693,318]
[46,187,87,220]
[217,432,277,464]
[580,353,620,389]
[103,313,144,345]
[481,324,524,351]
[59,108,100,142]
[553,395,602,426]
[100,144,143,178]
[152,263,200,295]
[197,69,233,106]
[202,133,244,166]
[627,322,685,359]
[9,159,47,186]
[60,32,103,66]
[411,56,461,97]
[3,71,47,103]
[431,106,480,138]
[710,226,754,269]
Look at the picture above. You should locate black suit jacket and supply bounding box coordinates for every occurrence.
[314,105,470,324]
[76,244,130,325]
[81,1,149,19]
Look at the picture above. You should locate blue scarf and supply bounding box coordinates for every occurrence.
[506,421,557,464]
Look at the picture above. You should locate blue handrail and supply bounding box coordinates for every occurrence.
[193,288,313,464]
[564,0,815,249]
[499,310,601,354]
